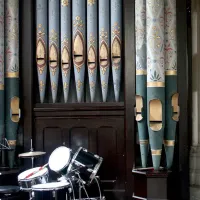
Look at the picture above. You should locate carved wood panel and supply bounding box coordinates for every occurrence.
[34,115,126,199]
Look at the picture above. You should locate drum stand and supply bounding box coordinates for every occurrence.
[0,136,13,169]
[30,139,34,168]
[74,173,104,200]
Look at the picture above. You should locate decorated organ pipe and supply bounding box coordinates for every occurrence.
[146,0,165,170]
[87,0,97,102]
[73,0,86,102]
[164,0,179,169]
[36,0,47,103]
[34,1,124,103]
[49,0,60,103]
[61,0,71,103]
[135,0,149,168]
[111,0,122,102]
[5,0,20,168]
[0,0,4,144]
[99,0,110,102]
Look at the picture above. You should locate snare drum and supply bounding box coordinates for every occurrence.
[67,147,103,184]
[32,182,71,200]
[49,146,71,175]
[18,167,49,191]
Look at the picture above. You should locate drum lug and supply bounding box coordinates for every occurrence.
[53,191,56,198]
[94,154,100,159]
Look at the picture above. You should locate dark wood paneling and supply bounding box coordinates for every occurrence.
[70,127,89,150]
[177,0,190,199]
[124,0,135,199]
[21,0,34,168]
[34,114,125,199]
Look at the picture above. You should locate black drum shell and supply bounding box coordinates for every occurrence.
[75,149,100,168]
[32,188,70,200]
[68,147,103,185]
[18,174,49,191]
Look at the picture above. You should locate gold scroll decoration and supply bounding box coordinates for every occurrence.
[112,37,121,66]
[172,93,180,122]
[49,44,58,75]
[149,99,162,131]
[88,46,96,74]
[100,41,109,74]
[36,39,46,75]
[62,47,70,76]
[135,95,143,121]
[11,96,20,123]
[74,31,84,72]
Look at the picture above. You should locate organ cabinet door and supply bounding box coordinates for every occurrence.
[21,0,189,200]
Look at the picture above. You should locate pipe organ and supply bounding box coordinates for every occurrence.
[135,0,180,170]
[35,0,124,103]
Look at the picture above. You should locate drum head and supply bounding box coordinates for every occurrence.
[18,167,48,180]
[32,182,69,191]
[49,146,71,172]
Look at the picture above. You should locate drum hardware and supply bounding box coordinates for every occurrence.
[25,163,49,179]
[0,136,14,169]
[67,147,103,185]
[31,182,71,200]
[18,146,104,200]
[0,138,13,150]
[18,139,46,168]
[18,167,49,192]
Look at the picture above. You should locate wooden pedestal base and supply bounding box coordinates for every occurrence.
[132,167,172,200]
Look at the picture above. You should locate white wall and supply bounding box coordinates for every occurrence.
[190,0,200,199]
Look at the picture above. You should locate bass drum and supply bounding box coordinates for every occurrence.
[67,147,103,185]
[18,167,49,191]
[32,182,71,200]
[49,146,71,176]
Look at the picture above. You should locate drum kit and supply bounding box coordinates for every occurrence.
[17,145,104,200]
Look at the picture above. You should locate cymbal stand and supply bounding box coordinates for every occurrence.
[30,139,34,168]
[29,191,33,200]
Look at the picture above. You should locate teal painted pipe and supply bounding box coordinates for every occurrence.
[0,0,4,144]
[164,0,179,169]
[5,0,20,168]
[135,0,149,168]
[146,0,165,170]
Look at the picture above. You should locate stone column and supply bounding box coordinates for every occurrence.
[190,0,200,199]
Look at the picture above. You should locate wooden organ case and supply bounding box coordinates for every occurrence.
[20,0,190,200]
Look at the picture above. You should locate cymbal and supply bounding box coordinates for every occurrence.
[18,151,46,158]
